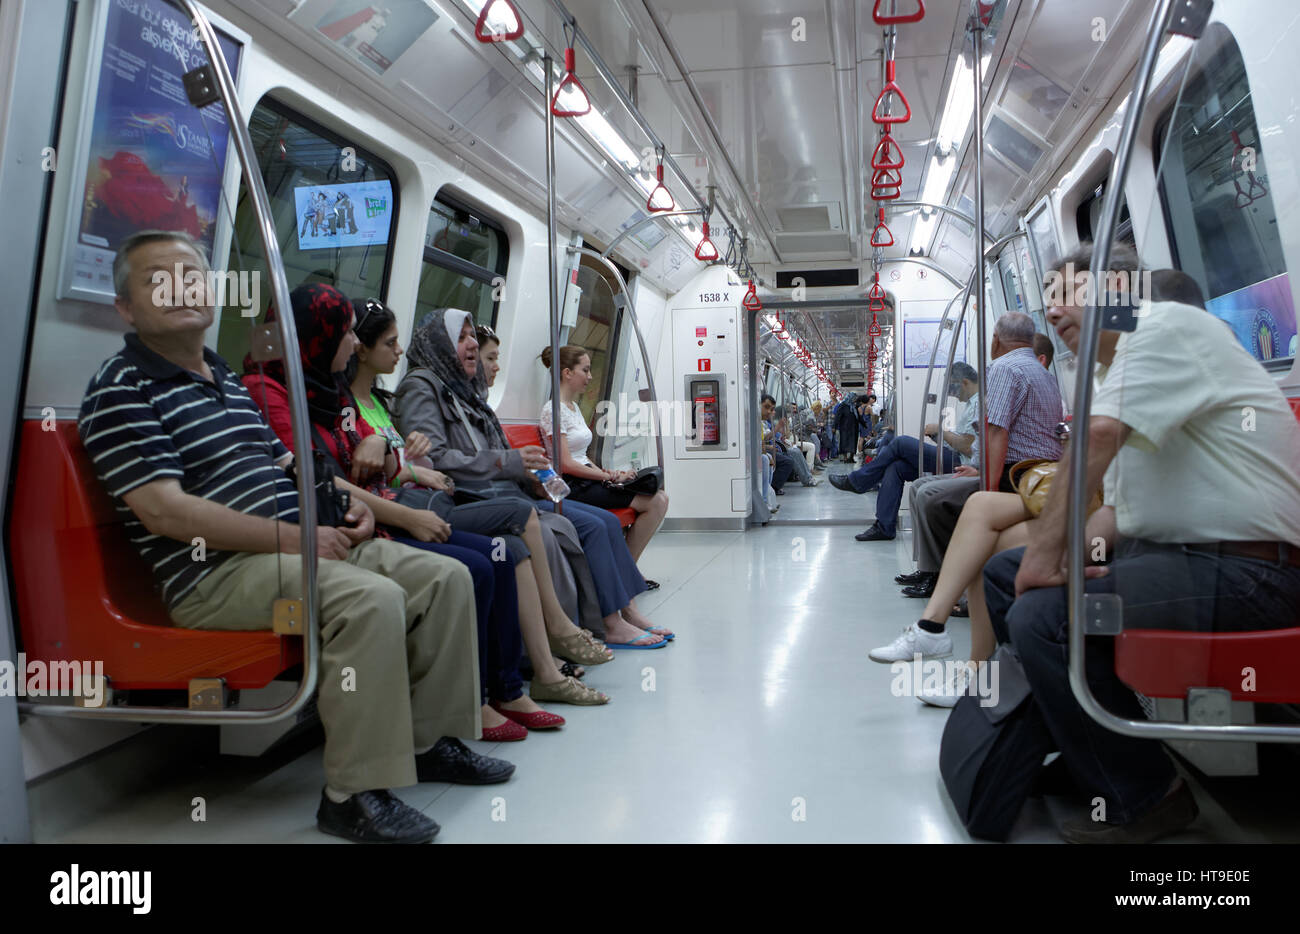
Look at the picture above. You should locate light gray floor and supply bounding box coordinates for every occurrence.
[33,477,1299,843]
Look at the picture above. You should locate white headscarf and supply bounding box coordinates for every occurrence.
[444,308,472,351]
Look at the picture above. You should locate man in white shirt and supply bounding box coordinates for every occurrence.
[982,243,1300,843]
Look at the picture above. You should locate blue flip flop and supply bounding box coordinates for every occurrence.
[608,632,668,649]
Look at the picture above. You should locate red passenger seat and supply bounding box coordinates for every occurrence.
[1112,397,1300,705]
[502,423,637,529]
[9,421,302,692]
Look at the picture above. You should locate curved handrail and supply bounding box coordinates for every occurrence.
[20,0,319,725]
[566,247,664,472]
[1066,0,1300,743]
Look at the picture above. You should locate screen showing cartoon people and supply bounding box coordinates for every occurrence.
[294,180,393,250]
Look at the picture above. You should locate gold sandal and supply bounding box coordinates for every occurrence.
[529,675,609,706]
[548,630,613,666]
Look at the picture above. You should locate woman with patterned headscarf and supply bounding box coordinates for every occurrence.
[244,285,606,737]
[395,309,669,649]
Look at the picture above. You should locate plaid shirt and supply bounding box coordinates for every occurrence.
[984,346,1064,463]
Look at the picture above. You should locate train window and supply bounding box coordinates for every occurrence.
[558,251,635,433]
[216,98,399,368]
[1155,36,1295,365]
[1075,179,1133,247]
[414,192,509,329]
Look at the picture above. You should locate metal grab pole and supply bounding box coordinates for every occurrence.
[1065,0,1297,742]
[916,283,970,478]
[20,0,318,725]
[915,230,1027,480]
[566,246,664,470]
[546,56,564,516]
[970,8,989,492]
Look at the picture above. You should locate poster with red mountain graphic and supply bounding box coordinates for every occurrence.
[63,0,242,301]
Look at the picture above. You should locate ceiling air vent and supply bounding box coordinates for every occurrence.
[775,202,843,232]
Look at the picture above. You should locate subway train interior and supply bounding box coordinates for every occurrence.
[2,0,1300,856]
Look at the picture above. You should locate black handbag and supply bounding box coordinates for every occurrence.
[937,645,1056,841]
[609,465,663,496]
[392,485,457,520]
[287,447,351,528]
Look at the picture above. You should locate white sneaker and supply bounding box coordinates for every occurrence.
[868,623,952,663]
[802,477,820,487]
[918,661,976,708]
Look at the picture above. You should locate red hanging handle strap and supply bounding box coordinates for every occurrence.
[551,47,591,117]
[742,280,762,311]
[872,60,912,125]
[474,0,525,42]
[872,166,902,189]
[871,209,894,248]
[871,131,905,171]
[871,183,902,201]
[873,0,925,25]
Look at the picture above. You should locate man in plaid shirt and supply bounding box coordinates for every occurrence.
[980,311,1064,492]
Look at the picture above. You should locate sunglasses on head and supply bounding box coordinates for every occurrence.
[354,298,384,333]
[475,324,497,343]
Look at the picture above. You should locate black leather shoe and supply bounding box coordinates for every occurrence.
[855,524,895,542]
[828,473,858,492]
[417,737,515,785]
[894,570,929,585]
[644,579,660,591]
[316,788,439,844]
[901,575,938,598]
[950,598,970,618]
[1060,781,1198,844]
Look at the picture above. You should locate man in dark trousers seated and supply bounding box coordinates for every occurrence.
[983,244,1300,843]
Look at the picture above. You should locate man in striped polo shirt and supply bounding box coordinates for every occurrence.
[79,231,508,844]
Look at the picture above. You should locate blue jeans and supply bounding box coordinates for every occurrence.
[983,541,1300,824]
[846,435,955,535]
[395,531,523,704]
[535,499,646,616]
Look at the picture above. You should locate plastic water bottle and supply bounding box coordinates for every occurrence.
[629,452,641,472]
[535,467,570,502]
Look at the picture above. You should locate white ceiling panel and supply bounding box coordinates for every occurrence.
[639,0,834,72]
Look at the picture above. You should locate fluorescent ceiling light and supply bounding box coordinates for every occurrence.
[908,50,988,255]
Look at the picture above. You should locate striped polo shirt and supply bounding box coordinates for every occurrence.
[78,333,300,609]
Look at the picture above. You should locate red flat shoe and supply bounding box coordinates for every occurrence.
[481,719,528,742]
[492,704,566,730]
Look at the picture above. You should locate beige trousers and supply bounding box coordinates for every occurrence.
[171,539,480,793]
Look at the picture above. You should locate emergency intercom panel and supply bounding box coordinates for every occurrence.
[671,305,738,459]
[683,377,727,452]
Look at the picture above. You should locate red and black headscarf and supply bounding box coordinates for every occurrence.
[244,283,364,474]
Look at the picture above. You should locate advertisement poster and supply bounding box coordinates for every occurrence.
[65,0,242,301]
[903,318,968,369]
[1204,273,1298,363]
[313,0,440,76]
[294,180,394,250]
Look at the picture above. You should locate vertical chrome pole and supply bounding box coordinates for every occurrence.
[970,8,990,490]
[546,54,563,516]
